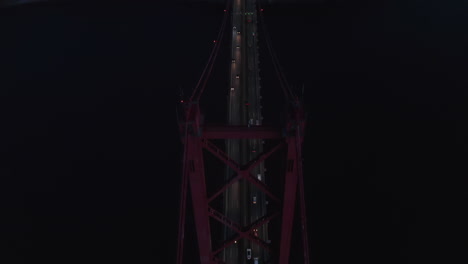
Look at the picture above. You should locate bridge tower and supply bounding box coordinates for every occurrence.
[176,1,309,263]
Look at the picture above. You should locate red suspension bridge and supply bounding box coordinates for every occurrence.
[177,1,310,264]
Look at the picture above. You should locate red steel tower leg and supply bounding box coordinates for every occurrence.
[186,134,213,264]
[176,144,189,264]
[298,156,310,264]
[279,138,300,264]
[296,118,310,264]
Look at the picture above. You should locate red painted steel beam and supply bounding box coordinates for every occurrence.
[208,207,272,253]
[187,136,213,264]
[244,172,281,204]
[279,137,300,264]
[298,154,310,264]
[206,169,280,206]
[203,125,282,139]
[208,206,243,231]
[247,211,280,231]
[202,139,281,204]
[212,236,238,256]
[213,229,272,256]
[295,116,310,264]
[176,142,189,264]
[207,174,243,203]
[245,141,285,171]
[212,231,271,256]
[201,139,241,173]
[211,211,279,256]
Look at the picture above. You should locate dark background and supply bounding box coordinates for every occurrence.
[0,0,466,263]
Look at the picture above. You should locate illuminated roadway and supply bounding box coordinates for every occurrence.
[224,0,267,263]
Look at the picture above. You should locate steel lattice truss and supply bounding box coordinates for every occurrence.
[177,101,309,264]
[176,0,310,263]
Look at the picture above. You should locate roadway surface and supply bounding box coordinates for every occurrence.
[224,0,267,263]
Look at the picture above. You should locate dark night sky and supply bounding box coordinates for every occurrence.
[0,0,466,263]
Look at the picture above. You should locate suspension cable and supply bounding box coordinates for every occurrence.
[190,0,232,102]
[258,2,296,101]
[195,9,229,101]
